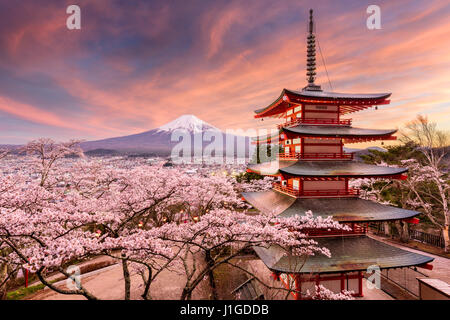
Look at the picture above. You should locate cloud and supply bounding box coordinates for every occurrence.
[0,0,449,143]
[0,95,86,132]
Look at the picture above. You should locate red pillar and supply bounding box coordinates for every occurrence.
[340,273,345,292]
[358,271,364,297]
[300,137,304,157]
[295,275,302,300]
[25,268,29,288]
[300,178,304,194]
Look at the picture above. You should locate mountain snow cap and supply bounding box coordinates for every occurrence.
[157,115,219,134]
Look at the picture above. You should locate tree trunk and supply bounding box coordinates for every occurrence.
[0,263,7,300]
[394,221,409,243]
[402,222,410,243]
[383,222,391,236]
[122,257,131,300]
[204,250,218,300]
[141,267,152,300]
[443,225,450,253]
[181,287,192,300]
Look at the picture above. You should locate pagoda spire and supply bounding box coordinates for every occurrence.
[303,9,322,92]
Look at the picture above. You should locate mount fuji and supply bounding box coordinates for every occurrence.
[157,114,219,134]
[81,115,251,157]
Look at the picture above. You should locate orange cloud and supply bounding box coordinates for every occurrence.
[0,96,88,132]
[1,0,449,144]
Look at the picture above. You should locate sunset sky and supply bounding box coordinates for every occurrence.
[0,0,449,146]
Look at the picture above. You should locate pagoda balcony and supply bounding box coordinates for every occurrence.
[273,183,359,198]
[304,223,368,237]
[278,118,352,129]
[278,152,354,161]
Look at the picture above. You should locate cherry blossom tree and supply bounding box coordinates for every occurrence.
[306,285,354,300]
[238,176,274,193]
[400,115,448,169]
[400,159,450,251]
[400,115,449,251]
[0,149,8,160]
[157,210,346,300]
[21,138,84,187]
[0,139,349,300]
[357,116,449,250]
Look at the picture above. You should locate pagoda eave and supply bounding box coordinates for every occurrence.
[246,161,408,179]
[254,89,391,118]
[247,160,292,176]
[253,235,434,274]
[282,125,397,139]
[242,190,420,222]
[279,160,408,178]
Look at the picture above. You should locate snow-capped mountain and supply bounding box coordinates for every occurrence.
[81,115,251,157]
[157,114,219,134]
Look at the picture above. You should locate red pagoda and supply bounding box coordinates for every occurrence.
[242,10,433,299]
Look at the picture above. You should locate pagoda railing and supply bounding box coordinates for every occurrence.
[278,118,352,129]
[278,152,354,161]
[305,223,368,237]
[273,183,359,198]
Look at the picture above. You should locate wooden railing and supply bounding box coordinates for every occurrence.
[278,152,354,161]
[278,118,352,129]
[409,230,445,248]
[273,183,360,198]
[368,224,445,249]
[278,152,300,160]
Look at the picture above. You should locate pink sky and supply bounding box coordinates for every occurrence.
[0,0,449,147]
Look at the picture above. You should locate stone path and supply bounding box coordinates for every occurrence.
[358,279,394,300]
[28,258,209,300]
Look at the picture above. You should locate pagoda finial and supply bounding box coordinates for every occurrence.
[308,9,314,34]
[303,9,322,91]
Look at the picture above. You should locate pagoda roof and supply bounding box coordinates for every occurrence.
[280,160,407,178]
[247,160,292,176]
[254,89,391,118]
[283,125,396,139]
[242,190,419,222]
[243,190,296,215]
[293,89,391,100]
[253,235,433,274]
